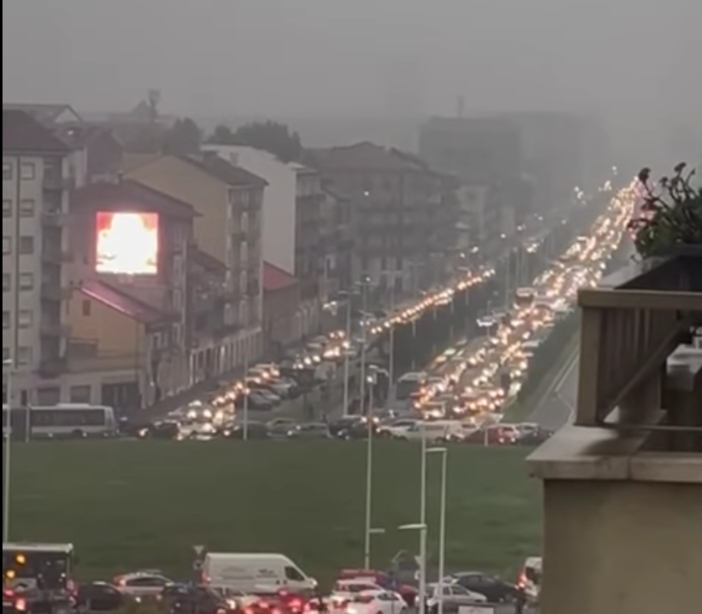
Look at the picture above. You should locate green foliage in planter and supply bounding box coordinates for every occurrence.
[629,163,702,259]
[516,311,581,405]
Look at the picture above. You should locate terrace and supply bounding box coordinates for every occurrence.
[528,247,702,614]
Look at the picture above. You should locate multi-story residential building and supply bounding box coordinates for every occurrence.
[64,179,195,408]
[262,262,300,358]
[306,142,457,302]
[2,109,75,406]
[319,183,353,301]
[202,145,327,338]
[127,153,265,371]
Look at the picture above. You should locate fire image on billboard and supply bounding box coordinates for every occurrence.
[95,211,159,275]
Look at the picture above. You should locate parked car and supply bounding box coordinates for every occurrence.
[267,418,298,438]
[113,571,173,599]
[225,421,270,440]
[287,423,331,439]
[157,583,237,614]
[77,582,128,612]
[445,572,518,604]
[426,583,486,613]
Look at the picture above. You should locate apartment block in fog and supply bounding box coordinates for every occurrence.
[307,142,457,301]
[202,145,327,337]
[127,153,266,373]
[2,109,75,406]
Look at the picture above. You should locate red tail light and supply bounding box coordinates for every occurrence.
[289,598,303,611]
[15,598,27,612]
[517,572,527,588]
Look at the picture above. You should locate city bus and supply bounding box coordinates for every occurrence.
[2,404,118,440]
[2,543,74,592]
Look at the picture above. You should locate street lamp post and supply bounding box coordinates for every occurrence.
[427,447,448,614]
[338,290,355,417]
[398,523,428,614]
[418,426,428,614]
[363,366,378,569]
[3,357,13,542]
[358,278,370,416]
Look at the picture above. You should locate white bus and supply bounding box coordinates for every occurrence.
[2,404,118,439]
[3,542,74,591]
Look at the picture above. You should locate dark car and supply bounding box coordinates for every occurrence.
[517,427,554,446]
[287,423,331,439]
[157,584,235,614]
[328,416,367,439]
[447,572,518,603]
[77,582,127,612]
[225,421,270,440]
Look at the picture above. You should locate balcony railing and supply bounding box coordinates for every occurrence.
[575,247,702,446]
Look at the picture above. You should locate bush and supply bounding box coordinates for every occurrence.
[517,311,580,404]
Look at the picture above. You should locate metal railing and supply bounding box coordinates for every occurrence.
[575,249,702,437]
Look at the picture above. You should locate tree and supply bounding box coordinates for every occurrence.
[206,124,238,145]
[162,117,201,155]
[232,120,302,163]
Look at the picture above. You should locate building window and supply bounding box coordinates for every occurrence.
[172,289,182,311]
[19,273,34,290]
[17,347,32,365]
[240,241,248,266]
[19,236,34,255]
[69,385,92,404]
[241,211,249,232]
[18,310,33,328]
[173,254,183,279]
[19,199,35,217]
[172,323,182,344]
[2,237,10,255]
[2,312,9,329]
[36,387,61,405]
[20,163,35,180]
[2,348,10,362]
[2,163,12,181]
[239,299,248,327]
[82,300,91,316]
[2,200,11,217]
[240,271,247,294]
[2,274,10,292]
[228,188,237,206]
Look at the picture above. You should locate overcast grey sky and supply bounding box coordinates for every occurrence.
[3,0,700,152]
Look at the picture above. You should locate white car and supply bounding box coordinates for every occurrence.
[426,583,487,610]
[377,419,418,439]
[113,571,173,599]
[329,581,384,610]
[346,590,407,614]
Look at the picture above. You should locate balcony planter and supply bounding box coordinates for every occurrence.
[629,163,702,262]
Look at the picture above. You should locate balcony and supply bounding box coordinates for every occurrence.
[37,357,67,378]
[528,247,702,614]
[40,280,63,302]
[41,210,68,227]
[40,318,69,338]
[41,244,69,265]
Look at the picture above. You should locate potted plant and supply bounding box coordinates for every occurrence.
[627,162,702,259]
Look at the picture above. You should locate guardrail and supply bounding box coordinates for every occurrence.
[575,248,702,430]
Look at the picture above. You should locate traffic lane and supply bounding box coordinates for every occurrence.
[527,349,578,431]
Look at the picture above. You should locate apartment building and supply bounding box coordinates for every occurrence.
[306,142,457,302]
[2,109,75,406]
[127,153,266,372]
[202,145,326,338]
[62,179,196,408]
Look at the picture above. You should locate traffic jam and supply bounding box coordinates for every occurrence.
[2,544,542,614]
[373,181,635,444]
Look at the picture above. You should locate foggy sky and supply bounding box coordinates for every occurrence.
[3,0,701,157]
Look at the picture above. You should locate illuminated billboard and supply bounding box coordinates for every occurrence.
[95,211,159,275]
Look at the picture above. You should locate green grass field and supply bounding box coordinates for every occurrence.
[4,441,541,586]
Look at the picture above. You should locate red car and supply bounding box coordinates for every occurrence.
[242,590,308,614]
[335,569,417,607]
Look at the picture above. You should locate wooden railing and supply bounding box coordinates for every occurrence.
[575,249,702,428]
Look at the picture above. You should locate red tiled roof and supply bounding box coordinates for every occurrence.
[263,262,297,292]
[71,179,199,219]
[79,279,165,324]
[2,109,70,153]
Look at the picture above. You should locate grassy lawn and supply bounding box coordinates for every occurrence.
[4,441,541,586]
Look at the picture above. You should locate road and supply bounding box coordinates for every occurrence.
[527,347,578,431]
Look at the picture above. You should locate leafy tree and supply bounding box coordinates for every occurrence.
[232,120,303,163]
[162,117,201,155]
[207,124,238,145]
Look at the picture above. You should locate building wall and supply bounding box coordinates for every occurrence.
[263,284,300,357]
[540,479,701,614]
[127,156,227,265]
[203,145,296,275]
[2,152,71,397]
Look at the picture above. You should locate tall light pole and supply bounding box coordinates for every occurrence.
[3,357,14,542]
[363,366,378,568]
[358,278,370,416]
[380,270,397,402]
[427,447,448,614]
[418,425,428,614]
[338,289,356,417]
[398,523,428,614]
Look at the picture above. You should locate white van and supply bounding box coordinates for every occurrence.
[201,553,317,593]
